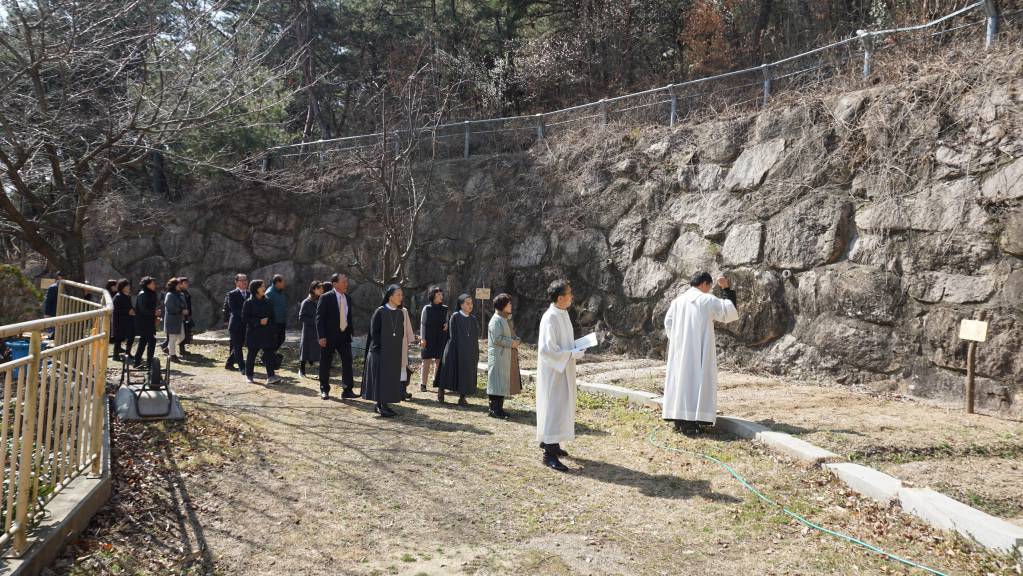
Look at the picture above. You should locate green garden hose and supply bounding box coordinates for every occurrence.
[647,428,950,576]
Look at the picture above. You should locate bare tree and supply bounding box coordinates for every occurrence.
[0,0,299,280]
[339,47,462,287]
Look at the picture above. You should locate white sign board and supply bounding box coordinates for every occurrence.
[958,319,988,343]
[475,288,491,300]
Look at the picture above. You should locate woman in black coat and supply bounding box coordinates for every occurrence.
[242,279,280,385]
[297,280,324,377]
[132,277,160,368]
[418,286,448,393]
[111,279,136,362]
[362,284,409,417]
[435,293,480,406]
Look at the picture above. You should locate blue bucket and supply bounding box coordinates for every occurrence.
[6,339,29,380]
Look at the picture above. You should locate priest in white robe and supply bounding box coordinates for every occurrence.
[662,271,739,435]
[536,279,583,472]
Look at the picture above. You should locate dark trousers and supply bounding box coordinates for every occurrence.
[318,338,353,394]
[113,336,135,360]
[133,334,156,366]
[246,346,276,379]
[227,329,246,368]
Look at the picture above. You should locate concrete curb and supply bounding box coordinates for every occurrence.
[899,488,1023,555]
[824,463,902,506]
[3,403,112,576]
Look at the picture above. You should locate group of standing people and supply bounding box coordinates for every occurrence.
[103,275,195,369]
[56,261,738,474]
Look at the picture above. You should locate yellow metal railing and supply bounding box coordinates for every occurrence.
[0,279,111,555]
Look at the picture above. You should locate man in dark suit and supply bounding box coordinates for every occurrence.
[316,273,355,400]
[223,273,249,371]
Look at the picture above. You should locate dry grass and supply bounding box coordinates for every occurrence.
[48,343,1023,575]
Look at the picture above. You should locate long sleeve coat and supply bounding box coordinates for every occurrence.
[487,314,521,396]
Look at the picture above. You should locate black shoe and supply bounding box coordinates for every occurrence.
[419,384,427,392]
[404,392,413,401]
[496,409,510,419]
[437,390,446,403]
[457,396,469,407]
[320,391,329,400]
[682,424,702,437]
[539,443,569,457]
[225,364,237,371]
[543,454,568,472]
[341,388,357,399]
[488,409,502,418]
[375,404,396,418]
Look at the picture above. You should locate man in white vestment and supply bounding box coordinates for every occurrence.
[536,279,584,472]
[662,271,739,436]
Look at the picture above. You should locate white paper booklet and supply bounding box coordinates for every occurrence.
[572,332,599,352]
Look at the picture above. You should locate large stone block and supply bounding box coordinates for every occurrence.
[1001,212,1023,256]
[667,192,742,239]
[765,194,851,271]
[721,222,762,265]
[908,272,995,304]
[798,263,904,325]
[608,214,645,270]
[666,230,717,278]
[249,260,297,286]
[557,229,614,290]
[642,222,678,258]
[719,269,788,346]
[855,179,990,233]
[694,118,748,164]
[724,138,785,191]
[981,155,1023,201]
[252,231,297,263]
[109,237,158,271]
[510,233,548,268]
[158,225,205,265]
[603,296,650,336]
[203,233,253,272]
[622,257,673,299]
[797,314,903,373]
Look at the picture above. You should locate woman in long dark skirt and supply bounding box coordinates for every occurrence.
[132,277,159,369]
[298,280,324,377]
[418,286,448,393]
[242,279,280,385]
[362,285,409,417]
[111,279,136,362]
[435,293,480,406]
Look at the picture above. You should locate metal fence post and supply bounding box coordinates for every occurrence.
[13,330,42,555]
[463,121,470,158]
[535,113,546,140]
[668,86,679,127]
[599,99,608,125]
[858,30,874,79]
[761,65,772,106]
[984,0,1000,49]
[89,312,108,477]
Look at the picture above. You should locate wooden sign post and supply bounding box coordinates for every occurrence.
[475,287,491,338]
[958,314,989,414]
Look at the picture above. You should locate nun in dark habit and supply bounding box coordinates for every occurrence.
[435,293,480,406]
[362,284,410,417]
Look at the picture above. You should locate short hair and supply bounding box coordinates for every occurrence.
[493,293,512,312]
[272,274,284,284]
[139,276,155,290]
[54,271,64,279]
[690,271,713,287]
[106,279,117,291]
[235,273,248,282]
[165,277,179,291]
[330,273,347,284]
[249,279,265,296]
[427,286,443,304]
[177,276,189,284]
[547,280,571,303]
[309,280,323,297]
[116,279,130,292]
[321,281,333,292]
[456,293,472,310]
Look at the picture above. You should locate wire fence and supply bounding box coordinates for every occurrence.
[267,1,1018,168]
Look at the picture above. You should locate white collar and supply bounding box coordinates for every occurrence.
[385,303,398,310]
[548,303,568,315]
[459,310,470,317]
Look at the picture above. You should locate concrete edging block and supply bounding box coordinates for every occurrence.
[715,416,769,440]
[899,487,1023,555]
[757,431,841,465]
[824,462,902,506]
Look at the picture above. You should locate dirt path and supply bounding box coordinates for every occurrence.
[55,344,1020,575]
